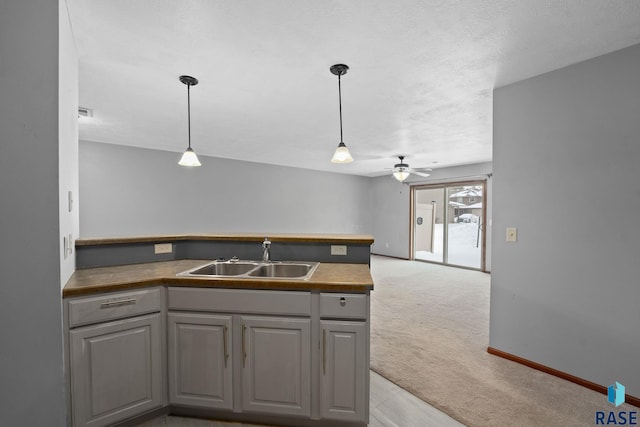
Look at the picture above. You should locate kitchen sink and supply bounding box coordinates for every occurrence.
[188,262,259,276]
[247,263,314,278]
[177,260,319,280]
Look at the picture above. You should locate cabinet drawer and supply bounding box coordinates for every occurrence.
[168,287,310,316]
[67,288,161,328]
[320,293,368,319]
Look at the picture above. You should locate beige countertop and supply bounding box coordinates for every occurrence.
[63,260,374,297]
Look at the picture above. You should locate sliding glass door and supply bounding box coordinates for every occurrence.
[411,181,486,270]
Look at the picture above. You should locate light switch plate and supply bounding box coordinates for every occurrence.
[154,243,173,254]
[63,234,73,258]
[331,245,348,256]
[506,227,517,242]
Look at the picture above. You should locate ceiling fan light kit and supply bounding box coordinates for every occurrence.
[393,156,410,182]
[391,156,431,182]
[393,169,410,182]
[178,75,202,167]
[330,64,354,164]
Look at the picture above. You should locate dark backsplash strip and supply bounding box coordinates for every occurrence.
[76,239,371,269]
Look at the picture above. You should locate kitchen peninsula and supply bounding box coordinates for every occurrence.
[63,233,374,427]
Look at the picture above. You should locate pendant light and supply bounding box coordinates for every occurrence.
[178,75,201,167]
[330,64,354,163]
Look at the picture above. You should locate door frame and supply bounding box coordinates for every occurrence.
[410,180,487,272]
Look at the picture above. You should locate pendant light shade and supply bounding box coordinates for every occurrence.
[178,75,201,167]
[330,64,354,163]
[331,141,353,163]
[178,147,200,167]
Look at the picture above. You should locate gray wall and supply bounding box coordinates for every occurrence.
[369,175,411,258]
[0,1,68,425]
[79,141,373,238]
[370,162,493,269]
[80,141,492,266]
[491,43,640,395]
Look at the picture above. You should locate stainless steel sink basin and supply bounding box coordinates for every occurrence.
[248,263,314,278]
[177,260,319,280]
[188,262,258,276]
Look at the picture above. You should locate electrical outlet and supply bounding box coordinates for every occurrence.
[330,245,348,256]
[154,243,173,254]
[506,227,517,242]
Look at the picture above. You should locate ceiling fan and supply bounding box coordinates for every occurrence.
[388,156,432,182]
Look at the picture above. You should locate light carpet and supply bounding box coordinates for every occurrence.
[369,255,633,426]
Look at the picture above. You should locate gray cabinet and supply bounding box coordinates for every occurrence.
[167,287,313,418]
[69,313,162,427]
[320,320,367,422]
[319,292,369,423]
[240,316,311,417]
[168,313,233,409]
[66,286,370,426]
[66,288,163,427]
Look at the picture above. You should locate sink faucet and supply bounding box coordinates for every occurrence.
[262,237,271,262]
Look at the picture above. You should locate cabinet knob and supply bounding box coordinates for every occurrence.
[340,297,346,306]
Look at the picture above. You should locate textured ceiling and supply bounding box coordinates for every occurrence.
[66,0,640,177]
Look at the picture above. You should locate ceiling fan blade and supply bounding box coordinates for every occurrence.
[412,171,431,177]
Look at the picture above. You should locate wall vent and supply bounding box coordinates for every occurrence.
[78,107,93,118]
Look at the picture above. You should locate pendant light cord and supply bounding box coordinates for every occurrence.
[338,73,344,143]
[187,83,192,149]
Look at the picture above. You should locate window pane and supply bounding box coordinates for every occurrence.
[446,185,483,268]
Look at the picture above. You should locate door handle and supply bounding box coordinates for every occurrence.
[322,328,326,375]
[223,325,229,368]
[242,324,247,368]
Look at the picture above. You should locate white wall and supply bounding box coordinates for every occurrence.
[0,1,67,425]
[79,141,373,238]
[59,0,79,286]
[491,43,640,395]
[370,162,493,268]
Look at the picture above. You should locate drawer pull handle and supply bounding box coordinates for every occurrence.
[339,297,346,306]
[100,298,136,308]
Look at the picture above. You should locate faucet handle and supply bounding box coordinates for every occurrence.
[263,237,271,247]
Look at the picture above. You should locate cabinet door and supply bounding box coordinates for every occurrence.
[168,313,233,409]
[320,320,367,422]
[69,313,162,427]
[241,316,311,417]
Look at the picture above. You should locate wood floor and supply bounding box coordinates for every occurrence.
[137,371,463,427]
